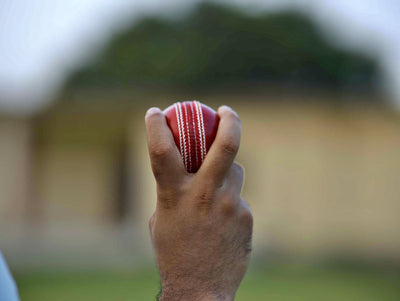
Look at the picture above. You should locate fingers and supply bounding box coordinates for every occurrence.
[145,107,186,188]
[225,162,244,197]
[217,163,244,215]
[197,106,241,189]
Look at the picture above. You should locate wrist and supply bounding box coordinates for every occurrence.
[159,283,234,301]
[159,289,217,301]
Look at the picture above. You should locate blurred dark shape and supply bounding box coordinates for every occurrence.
[66,2,377,93]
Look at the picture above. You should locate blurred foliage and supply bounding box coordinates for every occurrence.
[66,2,377,90]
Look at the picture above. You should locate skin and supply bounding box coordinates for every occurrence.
[145,105,253,301]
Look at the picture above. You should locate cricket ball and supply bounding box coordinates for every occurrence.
[164,101,219,173]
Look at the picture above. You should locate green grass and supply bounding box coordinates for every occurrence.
[236,265,400,301]
[15,265,400,301]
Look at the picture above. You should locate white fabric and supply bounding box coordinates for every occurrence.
[0,252,20,301]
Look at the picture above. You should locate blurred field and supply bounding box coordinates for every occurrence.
[16,264,400,301]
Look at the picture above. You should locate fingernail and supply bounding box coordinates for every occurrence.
[219,105,232,112]
[145,107,161,117]
[218,105,238,117]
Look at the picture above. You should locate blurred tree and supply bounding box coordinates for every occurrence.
[66,2,377,91]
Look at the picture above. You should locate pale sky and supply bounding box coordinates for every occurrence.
[0,0,399,114]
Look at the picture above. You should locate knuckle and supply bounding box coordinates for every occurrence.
[196,190,215,203]
[220,198,236,216]
[150,142,173,160]
[194,190,215,212]
[196,190,215,202]
[196,201,212,213]
[151,166,164,182]
[239,207,253,229]
[220,137,239,155]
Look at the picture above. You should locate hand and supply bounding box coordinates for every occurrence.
[145,105,253,301]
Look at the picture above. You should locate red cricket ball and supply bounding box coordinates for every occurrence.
[164,101,219,173]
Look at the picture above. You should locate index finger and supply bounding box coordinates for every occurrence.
[196,105,241,189]
[145,107,186,188]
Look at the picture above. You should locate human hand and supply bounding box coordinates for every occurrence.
[145,105,253,301]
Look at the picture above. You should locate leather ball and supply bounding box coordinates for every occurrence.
[164,101,219,173]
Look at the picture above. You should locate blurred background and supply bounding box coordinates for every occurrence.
[1,0,400,300]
